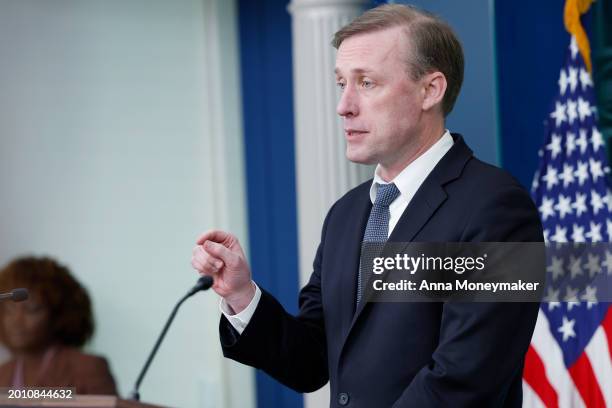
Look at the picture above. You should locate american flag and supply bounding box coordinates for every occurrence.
[524,35,612,408]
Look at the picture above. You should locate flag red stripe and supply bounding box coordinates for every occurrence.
[523,345,559,408]
[568,353,606,408]
[601,306,612,362]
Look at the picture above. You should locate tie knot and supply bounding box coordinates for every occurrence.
[374,183,400,207]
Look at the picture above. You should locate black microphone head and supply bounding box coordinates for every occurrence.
[11,288,28,302]
[186,276,214,297]
[196,276,214,291]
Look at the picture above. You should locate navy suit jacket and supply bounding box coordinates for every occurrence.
[220,134,543,407]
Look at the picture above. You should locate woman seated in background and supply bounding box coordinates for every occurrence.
[0,256,117,394]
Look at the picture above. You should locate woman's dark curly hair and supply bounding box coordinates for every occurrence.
[0,256,94,348]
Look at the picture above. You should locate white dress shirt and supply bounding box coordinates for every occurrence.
[220,130,454,334]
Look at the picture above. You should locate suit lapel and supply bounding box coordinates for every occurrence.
[337,190,372,339]
[388,182,448,242]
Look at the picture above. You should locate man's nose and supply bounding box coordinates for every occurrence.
[336,85,359,117]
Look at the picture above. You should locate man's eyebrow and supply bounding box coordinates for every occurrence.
[334,67,374,76]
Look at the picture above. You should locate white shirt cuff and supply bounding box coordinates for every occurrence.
[219,282,261,335]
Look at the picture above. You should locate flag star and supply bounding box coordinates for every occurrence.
[547,256,565,280]
[602,250,612,274]
[584,253,601,277]
[591,127,605,152]
[579,68,593,90]
[590,190,605,215]
[558,316,576,342]
[539,196,556,220]
[577,129,589,154]
[559,164,575,188]
[572,192,588,216]
[566,99,578,124]
[585,221,603,242]
[550,225,568,243]
[544,287,560,303]
[546,133,563,159]
[554,195,573,219]
[571,224,586,243]
[559,68,569,94]
[564,286,580,310]
[542,165,559,190]
[564,285,579,301]
[589,159,604,182]
[550,101,567,127]
[568,67,578,93]
[574,161,589,185]
[577,97,592,121]
[570,36,579,60]
[569,254,582,278]
[581,285,598,309]
[607,220,612,242]
[566,132,577,156]
[543,229,550,243]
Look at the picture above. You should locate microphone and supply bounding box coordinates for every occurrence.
[0,288,29,302]
[129,276,214,401]
[185,275,214,297]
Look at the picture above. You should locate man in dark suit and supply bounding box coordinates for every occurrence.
[192,4,542,407]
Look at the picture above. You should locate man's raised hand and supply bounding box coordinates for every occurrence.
[191,230,255,314]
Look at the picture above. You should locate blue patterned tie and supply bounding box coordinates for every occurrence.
[357,183,401,304]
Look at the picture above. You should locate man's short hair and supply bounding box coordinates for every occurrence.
[332,4,464,117]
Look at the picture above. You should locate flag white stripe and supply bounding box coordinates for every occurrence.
[584,326,612,407]
[530,309,586,408]
[522,380,546,408]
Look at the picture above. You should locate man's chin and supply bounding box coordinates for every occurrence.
[346,149,376,165]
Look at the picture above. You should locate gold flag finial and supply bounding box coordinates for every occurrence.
[564,0,594,71]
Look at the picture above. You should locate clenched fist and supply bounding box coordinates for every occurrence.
[191,230,255,314]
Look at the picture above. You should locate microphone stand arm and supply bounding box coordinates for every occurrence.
[129,292,191,401]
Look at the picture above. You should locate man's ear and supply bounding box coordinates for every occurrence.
[422,72,447,112]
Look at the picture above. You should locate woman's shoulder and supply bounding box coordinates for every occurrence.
[57,346,117,395]
[58,347,111,370]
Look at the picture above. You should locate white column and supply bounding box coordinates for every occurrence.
[289,0,372,286]
[288,1,371,407]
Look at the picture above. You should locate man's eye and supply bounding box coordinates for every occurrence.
[362,80,373,88]
[336,82,346,90]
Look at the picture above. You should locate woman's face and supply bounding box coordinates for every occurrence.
[2,292,51,353]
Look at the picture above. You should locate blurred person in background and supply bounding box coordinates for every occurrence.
[0,256,117,394]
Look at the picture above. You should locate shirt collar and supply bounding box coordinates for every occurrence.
[369,130,454,204]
